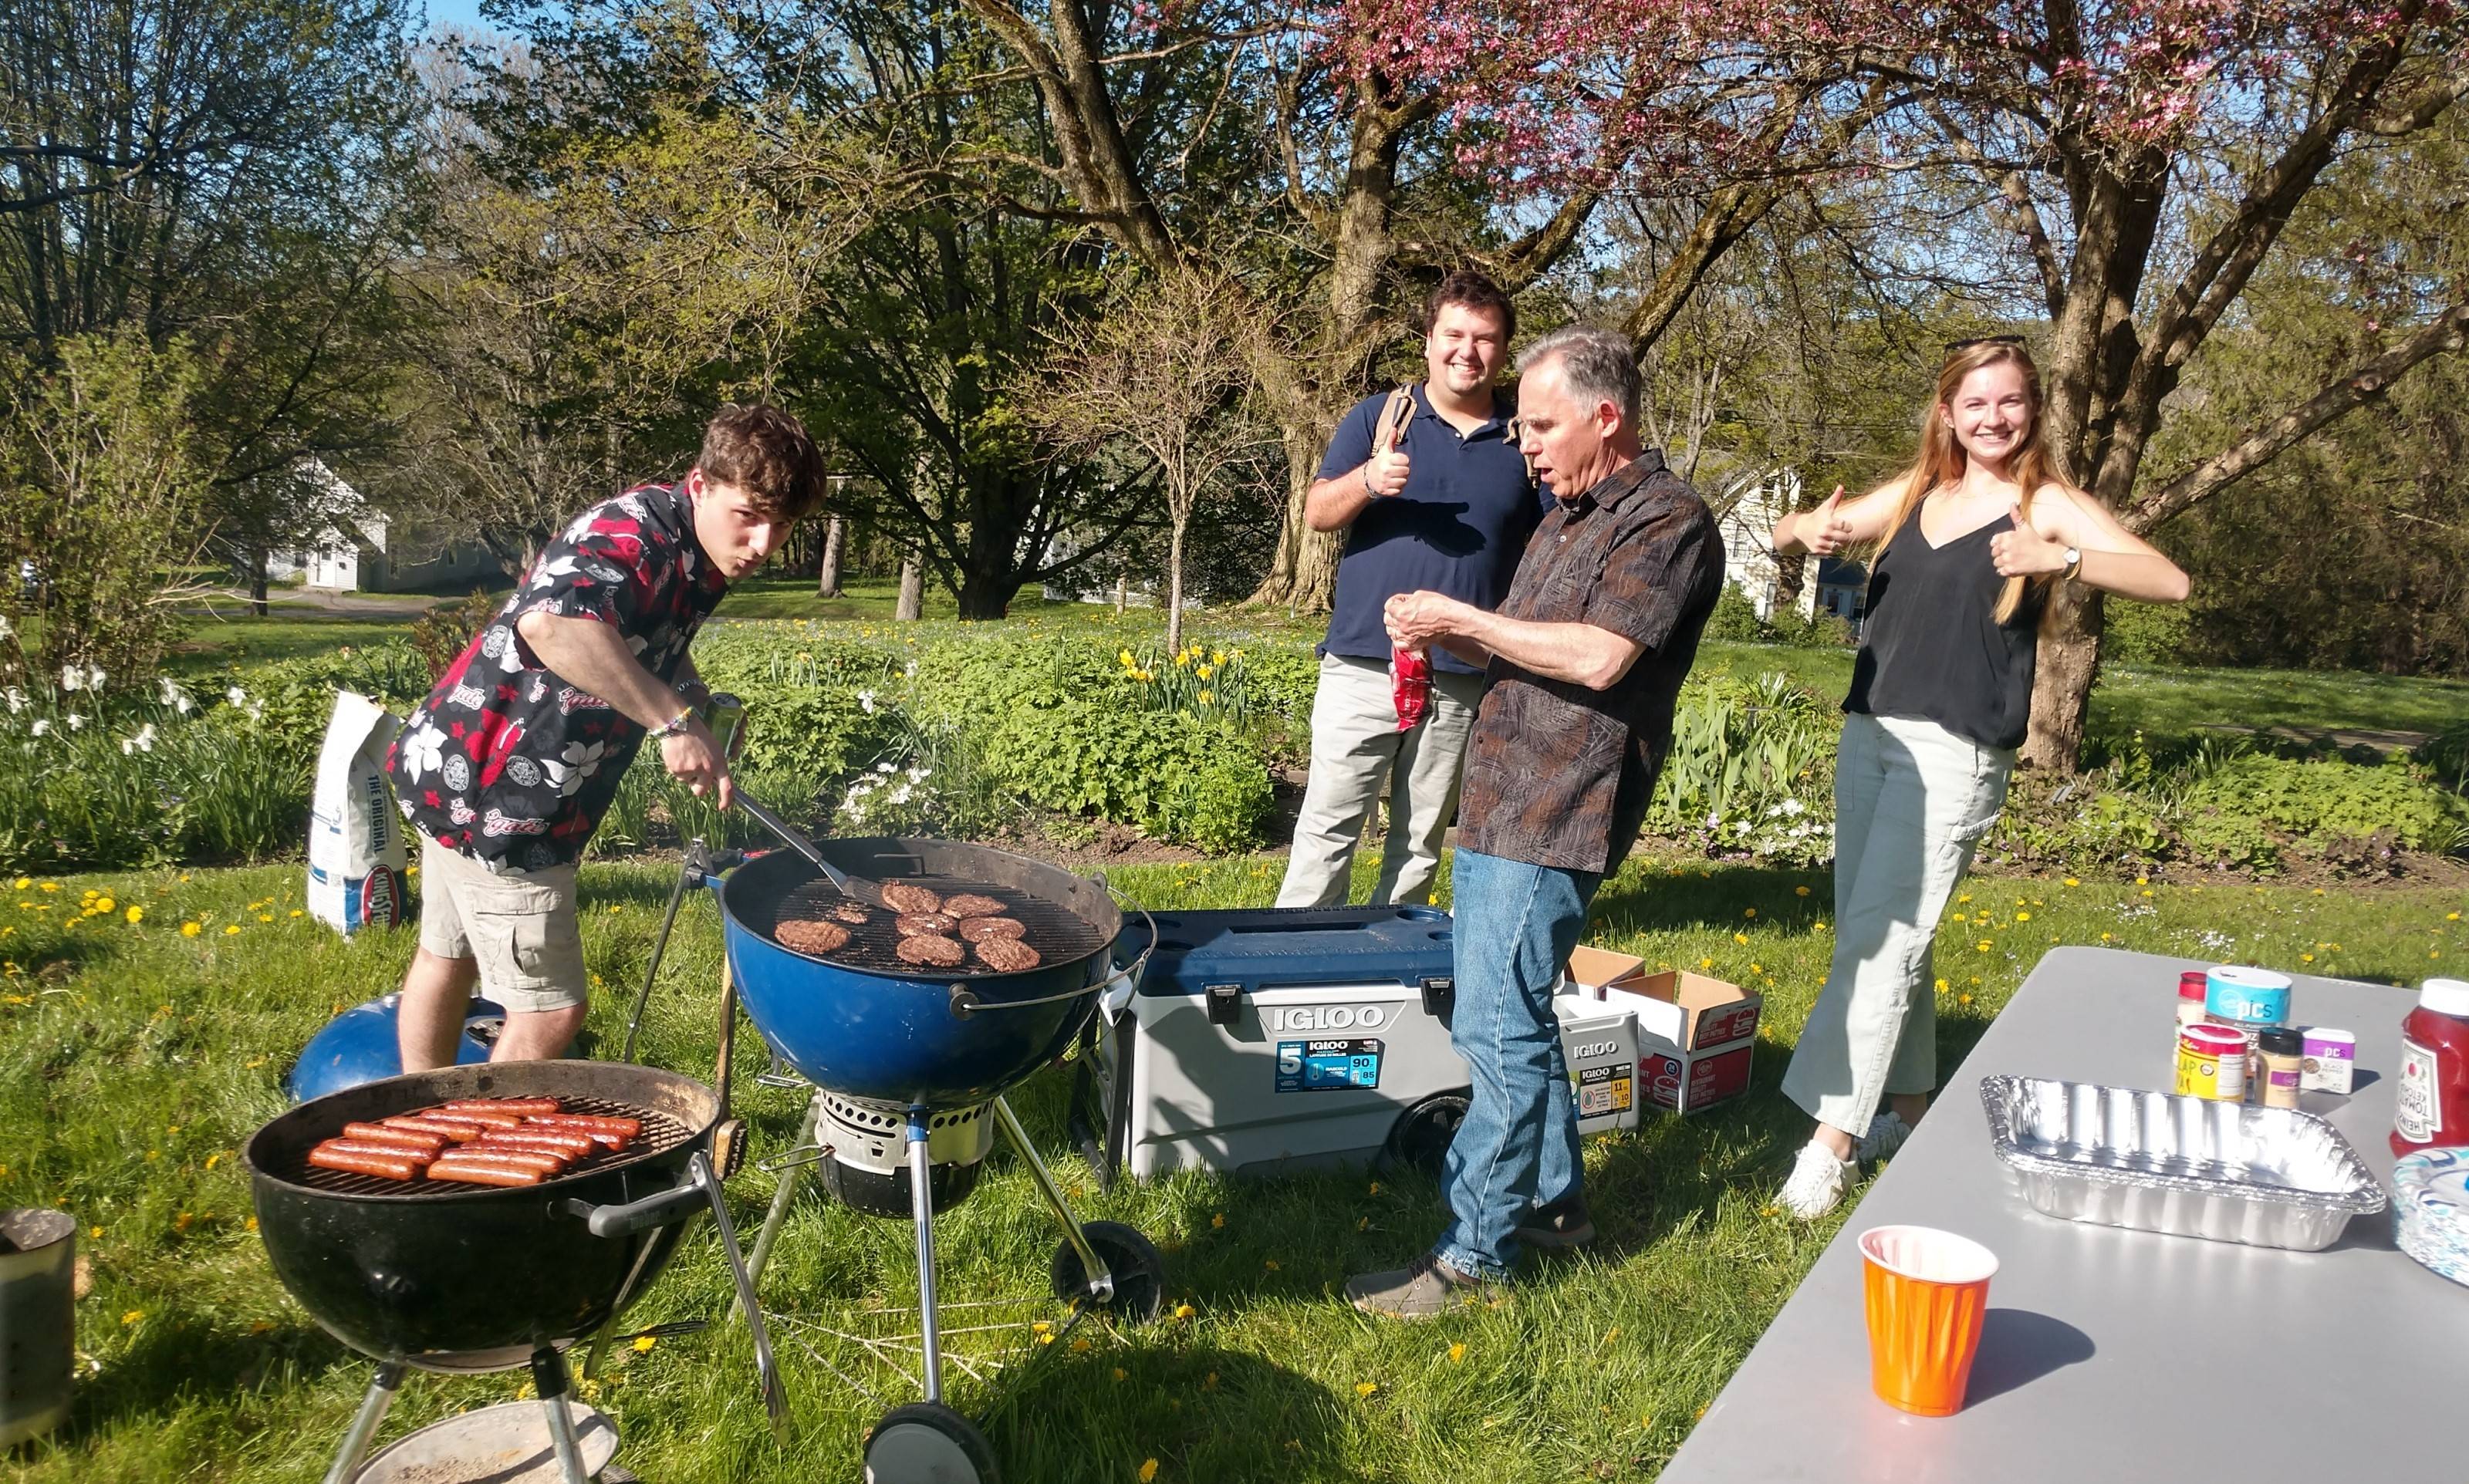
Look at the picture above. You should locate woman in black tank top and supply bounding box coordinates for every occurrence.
[1760,339,2190,1220]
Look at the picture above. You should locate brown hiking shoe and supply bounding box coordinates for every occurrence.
[1343,1255,1488,1320]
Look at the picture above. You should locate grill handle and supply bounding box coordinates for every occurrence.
[567,1180,706,1239]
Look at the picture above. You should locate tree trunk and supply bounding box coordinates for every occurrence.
[816,516,844,597]
[1245,426,1343,612]
[1775,551,1808,616]
[896,557,924,621]
[2021,584,2105,772]
[1164,516,1187,656]
[248,546,269,617]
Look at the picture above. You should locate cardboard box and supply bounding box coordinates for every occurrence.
[1614,970,1764,1052]
[1639,1036,1756,1114]
[1595,969,1764,1116]
[1565,946,1647,997]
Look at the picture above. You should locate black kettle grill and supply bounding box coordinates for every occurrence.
[245,1059,782,1484]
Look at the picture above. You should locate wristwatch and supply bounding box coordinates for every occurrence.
[2061,546,2083,583]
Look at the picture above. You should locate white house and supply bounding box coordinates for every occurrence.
[269,462,500,594]
[1711,466,1869,626]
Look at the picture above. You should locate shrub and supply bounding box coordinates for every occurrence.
[2179,754,2461,852]
[1650,672,1838,862]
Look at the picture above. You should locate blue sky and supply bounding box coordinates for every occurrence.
[420,0,499,36]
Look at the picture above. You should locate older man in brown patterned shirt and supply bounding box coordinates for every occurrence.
[1345,326,1724,1317]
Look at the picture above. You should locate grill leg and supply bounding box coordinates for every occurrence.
[530,1347,593,1484]
[907,1111,944,1405]
[320,1361,404,1484]
[992,1095,1113,1304]
[741,1088,822,1300]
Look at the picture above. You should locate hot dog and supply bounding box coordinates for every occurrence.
[435,1147,568,1175]
[309,1145,423,1181]
[341,1123,451,1155]
[427,1159,545,1187]
[444,1098,563,1116]
[475,1130,596,1159]
[446,1108,529,1129]
[383,1115,488,1142]
[523,1114,641,1138]
[317,1138,439,1167]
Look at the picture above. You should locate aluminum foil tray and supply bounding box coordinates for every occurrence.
[1979,1075,2387,1251]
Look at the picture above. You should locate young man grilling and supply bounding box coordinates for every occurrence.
[1275,270,1543,909]
[389,403,829,1071]
[1347,329,1724,1315]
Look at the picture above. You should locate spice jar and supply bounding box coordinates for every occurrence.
[2255,1027,2303,1110]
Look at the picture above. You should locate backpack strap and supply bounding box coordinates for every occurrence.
[1374,384,1416,454]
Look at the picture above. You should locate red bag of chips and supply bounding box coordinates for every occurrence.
[1390,648,1431,732]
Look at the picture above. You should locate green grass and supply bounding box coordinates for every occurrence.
[2092,662,2469,744]
[5,856,2461,1483]
[164,618,438,674]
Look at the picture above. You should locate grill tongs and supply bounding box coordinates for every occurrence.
[734,793,889,910]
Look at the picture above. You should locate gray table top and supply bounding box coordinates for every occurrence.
[1660,946,2465,1484]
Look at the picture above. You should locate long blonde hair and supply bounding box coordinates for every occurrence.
[1874,340,2068,625]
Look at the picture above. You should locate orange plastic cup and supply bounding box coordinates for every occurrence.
[1859,1225,1998,1416]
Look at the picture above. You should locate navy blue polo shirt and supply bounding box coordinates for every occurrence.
[1316,386,1545,674]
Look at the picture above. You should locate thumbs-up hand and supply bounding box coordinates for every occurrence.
[1363,410,1411,497]
[1805,485,1854,555]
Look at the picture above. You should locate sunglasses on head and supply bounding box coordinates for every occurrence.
[1944,334,2028,353]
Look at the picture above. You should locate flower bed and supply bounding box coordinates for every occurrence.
[3,620,2461,876]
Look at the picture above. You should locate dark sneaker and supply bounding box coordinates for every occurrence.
[1344,1255,1487,1320]
[1514,1194,1597,1250]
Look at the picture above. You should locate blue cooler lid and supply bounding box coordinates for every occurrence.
[286,994,505,1102]
[1120,906,1454,996]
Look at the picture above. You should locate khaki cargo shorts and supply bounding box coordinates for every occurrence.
[417,837,588,1014]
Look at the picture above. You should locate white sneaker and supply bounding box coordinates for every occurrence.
[1777,1140,1858,1220]
[1857,1111,1915,1165]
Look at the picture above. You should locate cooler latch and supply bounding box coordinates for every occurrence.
[1420,976,1456,1026]
[1204,982,1245,1027]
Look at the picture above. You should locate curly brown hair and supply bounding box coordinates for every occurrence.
[698,404,829,520]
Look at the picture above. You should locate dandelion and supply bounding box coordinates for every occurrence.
[1197,689,1214,705]
[95,897,113,914]
[1355,1381,1379,1398]
[204,1152,219,1170]
[1978,941,1992,952]
[1367,1181,1381,1196]
[1071,1337,1093,1352]
[1139,1461,1160,1483]
[1113,1368,1128,1383]
[1172,1303,1196,1320]
[2015,912,2030,922]
[181,922,201,938]
[1699,957,1713,970]
[1744,907,1757,918]
[1935,978,1950,993]
[1211,1212,1224,1229]
[2064,878,2079,887]
[1795,885,1810,896]
[2302,954,2314,963]
[1448,1342,1467,1364]
[1732,933,1748,945]
[1959,993,1974,1006]
[1263,1258,1279,1271]
[121,1310,144,1326]
[223,924,241,936]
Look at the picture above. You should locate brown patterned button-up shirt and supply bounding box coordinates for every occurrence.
[1457,450,1724,876]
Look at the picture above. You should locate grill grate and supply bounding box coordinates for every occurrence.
[754,874,1105,978]
[279,1094,693,1197]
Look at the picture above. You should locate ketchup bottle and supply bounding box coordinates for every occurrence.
[2392,977,2469,1157]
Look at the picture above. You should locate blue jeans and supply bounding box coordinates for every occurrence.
[1433,847,1601,1280]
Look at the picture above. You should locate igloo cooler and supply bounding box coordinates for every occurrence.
[1073,906,1638,1184]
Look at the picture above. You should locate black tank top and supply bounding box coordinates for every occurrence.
[1842,502,2041,750]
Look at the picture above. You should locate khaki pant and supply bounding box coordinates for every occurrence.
[1276,653,1485,909]
[416,837,588,1014]
[1782,713,2015,1137]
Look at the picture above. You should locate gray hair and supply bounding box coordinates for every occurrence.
[1516,326,1640,427]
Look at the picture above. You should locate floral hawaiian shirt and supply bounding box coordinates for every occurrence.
[386,481,727,871]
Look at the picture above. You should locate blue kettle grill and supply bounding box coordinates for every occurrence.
[623,820,1164,1483]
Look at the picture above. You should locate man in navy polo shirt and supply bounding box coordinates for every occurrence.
[1276,270,1542,909]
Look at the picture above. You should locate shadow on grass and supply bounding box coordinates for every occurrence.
[56,1317,356,1442]
[982,1341,1363,1484]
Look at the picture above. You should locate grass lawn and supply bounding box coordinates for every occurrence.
[5,855,2461,1483]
